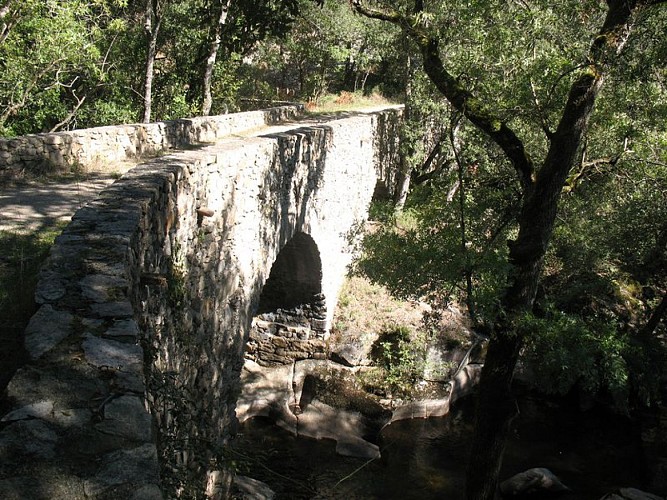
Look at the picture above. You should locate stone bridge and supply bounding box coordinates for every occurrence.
[0,105,402,499]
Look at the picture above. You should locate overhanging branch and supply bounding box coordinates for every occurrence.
[349,0,536,192]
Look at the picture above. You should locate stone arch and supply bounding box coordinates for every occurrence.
[257,232,323,314]
[248,232,328,366]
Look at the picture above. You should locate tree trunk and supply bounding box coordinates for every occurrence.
[393,51,415,212]
[142,0,161,124]
[465,4,639,497]
[202,0,232,116]
[640,292,667,339]
[349,1,655,498]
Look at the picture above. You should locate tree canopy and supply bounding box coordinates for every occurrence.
[342,1,666,497]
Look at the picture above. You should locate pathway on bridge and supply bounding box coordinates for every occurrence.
[0,107,393,233]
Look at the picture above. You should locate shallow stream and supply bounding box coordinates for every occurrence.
[231,394,649,499]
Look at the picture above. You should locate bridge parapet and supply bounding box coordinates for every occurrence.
[0,106,402,499]
[0,104,304,180]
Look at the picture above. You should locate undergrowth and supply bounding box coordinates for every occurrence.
[0,224,65,389]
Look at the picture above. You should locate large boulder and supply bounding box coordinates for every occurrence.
[600,488,665,500]
[500,468,570,498]
[236,359,387,459]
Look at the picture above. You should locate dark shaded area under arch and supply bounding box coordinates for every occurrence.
[257,232,323,314]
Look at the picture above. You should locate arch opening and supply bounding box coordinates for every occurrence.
[248,232,328,366]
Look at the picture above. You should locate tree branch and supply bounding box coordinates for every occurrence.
[350,0,536,192]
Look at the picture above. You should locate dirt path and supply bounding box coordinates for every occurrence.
[0,173,131,233]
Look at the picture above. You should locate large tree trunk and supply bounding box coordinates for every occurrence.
[142,0,161,124]
[465,3,639,497]
[202,0,232,116]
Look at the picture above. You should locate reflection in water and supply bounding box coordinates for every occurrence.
[232,395,647,499]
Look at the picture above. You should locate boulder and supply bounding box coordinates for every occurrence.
[232,475,275,500]
[600,488,665,500]
[500,468,570,498]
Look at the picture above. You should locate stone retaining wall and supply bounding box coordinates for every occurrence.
[0,107,402,499]
[0,105,304,179]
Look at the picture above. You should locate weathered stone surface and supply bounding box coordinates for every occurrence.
[298,400,381,459]
[239,359,386,459]
[34,275,67,303]
[391,397,451,422]
[106,319,140,339]
[236,360,294,425]
[82,334,143,372]
[95,395,152,442]
[0,420,59,460]
[500,467,570,498]
[23,304,73,360]
[0,105,305,179]
[91,300,134,318]
[0,106,404,497]
[83,444,160,497]
[330,343,368,367]
[233,475,276,500]
[0,476,86,500]
[600,488,665,500]
[1,400,54,422]
[80,274,129,302]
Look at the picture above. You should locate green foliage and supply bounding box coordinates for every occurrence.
[246,0,402,101]
[520,309,632,407]
[365,325,427,397]
[358,127,516,323]
[0,0,142,135]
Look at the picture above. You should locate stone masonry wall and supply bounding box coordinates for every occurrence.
[248,292,329,366]
[0,105,303,180]
[0,107,402,499]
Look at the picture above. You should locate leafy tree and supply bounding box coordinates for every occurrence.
[348,1,667,498]
[0,0,131,135]
[141,0,164,123]
[245,0,401,101]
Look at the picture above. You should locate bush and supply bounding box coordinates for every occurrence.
[366,325,426,397]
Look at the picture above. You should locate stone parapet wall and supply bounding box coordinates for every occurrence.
[0,105,304,179]
[0,107,402,499]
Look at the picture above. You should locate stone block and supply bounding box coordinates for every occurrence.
[24,305,73,360]
[95,395,152,442]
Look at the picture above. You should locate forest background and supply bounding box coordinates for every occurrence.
[0,0,666,498]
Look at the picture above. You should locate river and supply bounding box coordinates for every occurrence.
[231,393,649,499]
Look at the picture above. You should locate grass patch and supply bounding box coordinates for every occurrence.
[305,91,396,115]
[0,224,65,389]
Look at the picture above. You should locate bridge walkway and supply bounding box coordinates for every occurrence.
[0,107,395,234]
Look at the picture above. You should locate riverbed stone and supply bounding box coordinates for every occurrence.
[600,488,665,500]
[500,467,570,498]
[232,475,276,500]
